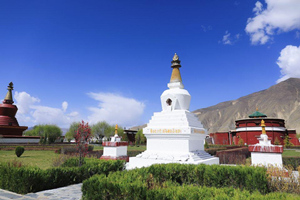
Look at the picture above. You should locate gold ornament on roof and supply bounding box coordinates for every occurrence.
[115,124,118,135]
[261,119,266,135]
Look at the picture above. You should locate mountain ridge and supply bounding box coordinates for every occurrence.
[193,78,300,133]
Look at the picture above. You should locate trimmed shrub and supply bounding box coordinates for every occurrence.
[283,157,300,170]
[216,147,250,164]
[82,164,274,199]
[82,176,300,200]
[82,163,269,199]
[0,158,125,194]
[87,145,94,151]
[15,146,25,157]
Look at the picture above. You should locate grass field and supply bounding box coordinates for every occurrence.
[0,145,146,169]
[282,149,300,157]
[0,150,59,169]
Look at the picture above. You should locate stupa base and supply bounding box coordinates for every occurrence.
[0,135,40,144]
[126,150,219,170]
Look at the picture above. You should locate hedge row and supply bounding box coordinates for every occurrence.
[0,159,125,194]
[283,157,300,170]
[83,174,300,200]
[82,163,270,199]
[216,147,250,165]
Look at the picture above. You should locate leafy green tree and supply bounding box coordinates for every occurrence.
[65,122,80,141]
[284,135,293,147]
[24,124,62,144]
[135,129,146,145]
[91,121,126,141]
[91,121,111,140]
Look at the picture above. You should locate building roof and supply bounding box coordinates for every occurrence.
[248,111,267,118]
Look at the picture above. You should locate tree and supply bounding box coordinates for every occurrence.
[65,122,80,141]
[274,137,281,145]
[91,121,111,140]
[91,121,126,141]
[24,124,62,144]
[238,138,244,146]
[284,135,293,148]
[135,129,146,145]
[75,121,91,166]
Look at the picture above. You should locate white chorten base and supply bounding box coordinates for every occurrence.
[126,150,219,169]
[249,134,283,168]
[126,132,219,170]
[251,152,283,168]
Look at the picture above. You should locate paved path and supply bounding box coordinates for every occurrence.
[0,184,82,200]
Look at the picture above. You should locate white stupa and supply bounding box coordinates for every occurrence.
[126,54,219,169]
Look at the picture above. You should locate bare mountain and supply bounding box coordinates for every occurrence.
[193,78,300,133]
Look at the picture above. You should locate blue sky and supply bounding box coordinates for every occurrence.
[0,0,300,128]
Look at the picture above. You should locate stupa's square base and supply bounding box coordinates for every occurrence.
[250,152,283,167]
[126,150,219,170]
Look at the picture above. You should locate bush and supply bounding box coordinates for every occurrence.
[82,175,300,200]
[15,146,25,157]
[283,157,300,170]
[82,163,273,199]
[216,147,250,164]
[87,145,94,151]
[82,163,269,199]
[0,158,125,194]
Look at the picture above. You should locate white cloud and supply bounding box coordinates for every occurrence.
[62,101,68,112]
[246,0,300,45]
[87,92,145,127]
[14,91,80,127]
[276,45,300,83]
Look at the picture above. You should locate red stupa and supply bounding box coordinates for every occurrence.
[0,82,39,143]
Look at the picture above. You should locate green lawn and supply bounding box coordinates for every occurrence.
[0,150,59,169]
[282,149,300,157]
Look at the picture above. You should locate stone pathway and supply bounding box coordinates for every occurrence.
[0,184,82,200]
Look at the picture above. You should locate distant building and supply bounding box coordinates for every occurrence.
[209,109,299,146]
[124,129,137,144]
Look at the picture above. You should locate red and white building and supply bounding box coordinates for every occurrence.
[210,110,300,146]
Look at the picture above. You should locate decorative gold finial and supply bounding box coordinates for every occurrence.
[170,53,182,83]
[115,124,118,135]
[173,53,179,61]
[261,119,266,135]
[256,107,258,111]
[3,82,14,104]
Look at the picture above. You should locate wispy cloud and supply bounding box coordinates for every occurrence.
[221,31,241,45]
[245,0,300,45]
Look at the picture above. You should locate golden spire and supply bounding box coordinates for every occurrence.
[170,53,182,83]
[256,107,258,111]
[115,124,118,135]
[3,82,14,104]
[261,119,266,135]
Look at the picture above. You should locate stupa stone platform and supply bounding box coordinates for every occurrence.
[126,54,219,169]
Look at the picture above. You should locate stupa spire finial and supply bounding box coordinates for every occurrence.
[170,53,182,83]
[261,119,266,135]
[115,124,118,135]
[3,82,14,104]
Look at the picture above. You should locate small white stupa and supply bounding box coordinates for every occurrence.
[248,119,283,167]
[126,54,219,169]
